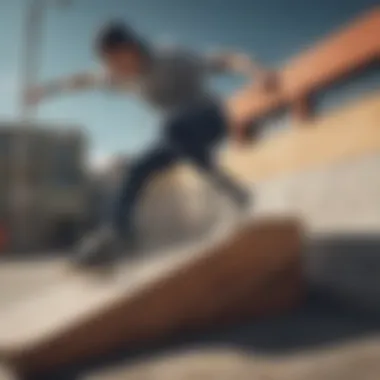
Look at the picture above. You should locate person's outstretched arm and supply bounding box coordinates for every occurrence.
[205,52,280,145]
[206,51,278,92]
[24,71,111,105]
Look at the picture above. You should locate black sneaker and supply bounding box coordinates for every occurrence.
[73,226,125,268]
[235,188,252,210]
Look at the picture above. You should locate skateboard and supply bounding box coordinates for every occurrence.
[66,188,254,276]
[65,242,140,277]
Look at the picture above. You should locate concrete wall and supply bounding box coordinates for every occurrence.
[253,153,380,233]
[252,153,380,313]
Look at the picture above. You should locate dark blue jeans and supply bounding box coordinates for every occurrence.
[109,101,248,237]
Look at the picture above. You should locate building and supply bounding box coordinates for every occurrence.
[0,122,89,252]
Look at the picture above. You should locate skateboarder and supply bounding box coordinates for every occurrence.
[25,21,278,266]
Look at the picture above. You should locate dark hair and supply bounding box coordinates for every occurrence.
[95,21,148,56]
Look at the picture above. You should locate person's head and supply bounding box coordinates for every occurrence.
[95,21,150,78]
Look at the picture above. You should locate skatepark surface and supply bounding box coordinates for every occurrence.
[0,217,303,376]
[0,227,379,380]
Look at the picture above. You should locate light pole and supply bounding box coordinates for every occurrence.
[20,0,43,120]
[20,0,71,120]
[13,0,71,251]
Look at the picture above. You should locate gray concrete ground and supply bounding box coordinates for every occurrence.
[0,257,67,309]
[0,257,66,380]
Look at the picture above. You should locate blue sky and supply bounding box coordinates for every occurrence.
[0,0,378,162]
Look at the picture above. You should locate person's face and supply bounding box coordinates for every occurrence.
[101,46,143,78]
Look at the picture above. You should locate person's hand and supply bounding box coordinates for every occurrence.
[259,70,280,93]
[23,86,45,106]
[230,121,256,147]
[229,53,256,73]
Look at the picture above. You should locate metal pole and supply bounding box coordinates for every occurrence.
[13,0,70,250]
[20,0,44,120]
[12,0,45,250]
[20,0,72,119]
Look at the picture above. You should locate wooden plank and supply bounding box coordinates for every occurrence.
[0,218,303,377]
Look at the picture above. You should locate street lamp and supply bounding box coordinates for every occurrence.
[20,0,71,120]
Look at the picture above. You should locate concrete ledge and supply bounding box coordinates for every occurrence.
[0,218,303,377]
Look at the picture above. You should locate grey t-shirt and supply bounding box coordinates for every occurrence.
[96,46,222,116]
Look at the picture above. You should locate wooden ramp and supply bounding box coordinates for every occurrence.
[0,218,303,377]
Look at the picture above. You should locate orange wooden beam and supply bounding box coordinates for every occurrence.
[228,7,380,126]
